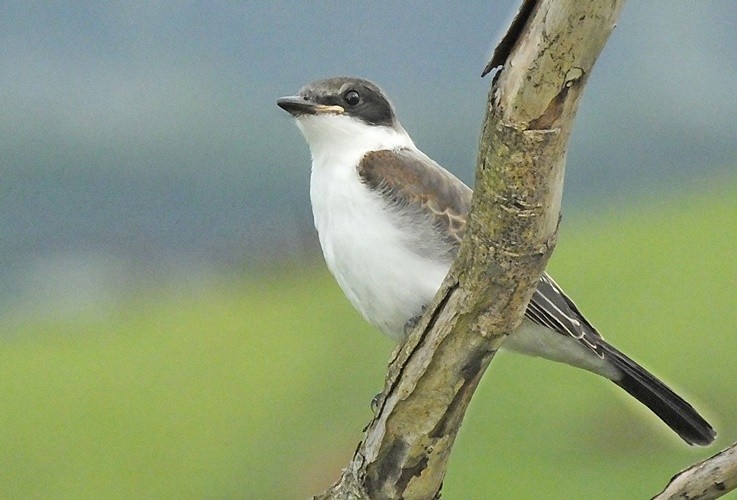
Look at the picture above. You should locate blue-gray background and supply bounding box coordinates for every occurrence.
[2,1,735,310]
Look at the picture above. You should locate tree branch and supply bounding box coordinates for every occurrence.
[315,1,624,498]
[653,442,737,500]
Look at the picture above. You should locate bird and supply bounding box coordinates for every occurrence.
[277,76,716,446]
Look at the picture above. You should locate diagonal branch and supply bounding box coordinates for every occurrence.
[315,1,625,498]
[653,442,737,500]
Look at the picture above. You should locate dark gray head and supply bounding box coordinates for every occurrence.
[277,77,397,127]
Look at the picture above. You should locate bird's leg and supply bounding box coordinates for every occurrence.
[371,306,428,414]
[370,343,404,413]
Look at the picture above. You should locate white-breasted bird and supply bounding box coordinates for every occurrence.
[277,76,715,446]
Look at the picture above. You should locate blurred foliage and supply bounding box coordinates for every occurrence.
[1,177,735,498]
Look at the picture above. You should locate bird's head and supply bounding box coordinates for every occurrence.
[278,77,412,162]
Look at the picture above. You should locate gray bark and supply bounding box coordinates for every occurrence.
[654,442,737,500]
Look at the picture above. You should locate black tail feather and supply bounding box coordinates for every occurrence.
[601,342,716,446]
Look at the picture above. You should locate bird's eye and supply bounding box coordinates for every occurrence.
[344,90,360,106]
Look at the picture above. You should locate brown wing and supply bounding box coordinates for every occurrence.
[359,149,606,353]
[360,148,599,344]
[358,148,472,254]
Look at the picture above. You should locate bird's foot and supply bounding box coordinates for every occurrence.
[403,305,428,336]
[370,391,383,413]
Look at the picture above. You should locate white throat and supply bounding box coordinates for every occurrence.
[296,114,414,168]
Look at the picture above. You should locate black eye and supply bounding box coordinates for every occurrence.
[344,90,360,106]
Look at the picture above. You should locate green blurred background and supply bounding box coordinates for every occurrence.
[2,180,736,498]
[2,2,736,498]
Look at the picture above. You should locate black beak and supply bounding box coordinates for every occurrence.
[277,96,344,117]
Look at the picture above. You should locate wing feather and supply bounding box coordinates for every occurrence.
[359,148,472,256]
[359,147,604,352]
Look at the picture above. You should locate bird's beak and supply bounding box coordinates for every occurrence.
[277,96,344,117]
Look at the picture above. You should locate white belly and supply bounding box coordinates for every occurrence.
[310,162,449,341]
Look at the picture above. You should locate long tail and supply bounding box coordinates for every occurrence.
[600,341,716,446]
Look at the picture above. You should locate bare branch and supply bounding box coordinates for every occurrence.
[653,442,737,500]
[315,1,624,497]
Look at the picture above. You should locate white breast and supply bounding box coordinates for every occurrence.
[311,161,451,340]
[298,114,449,340]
